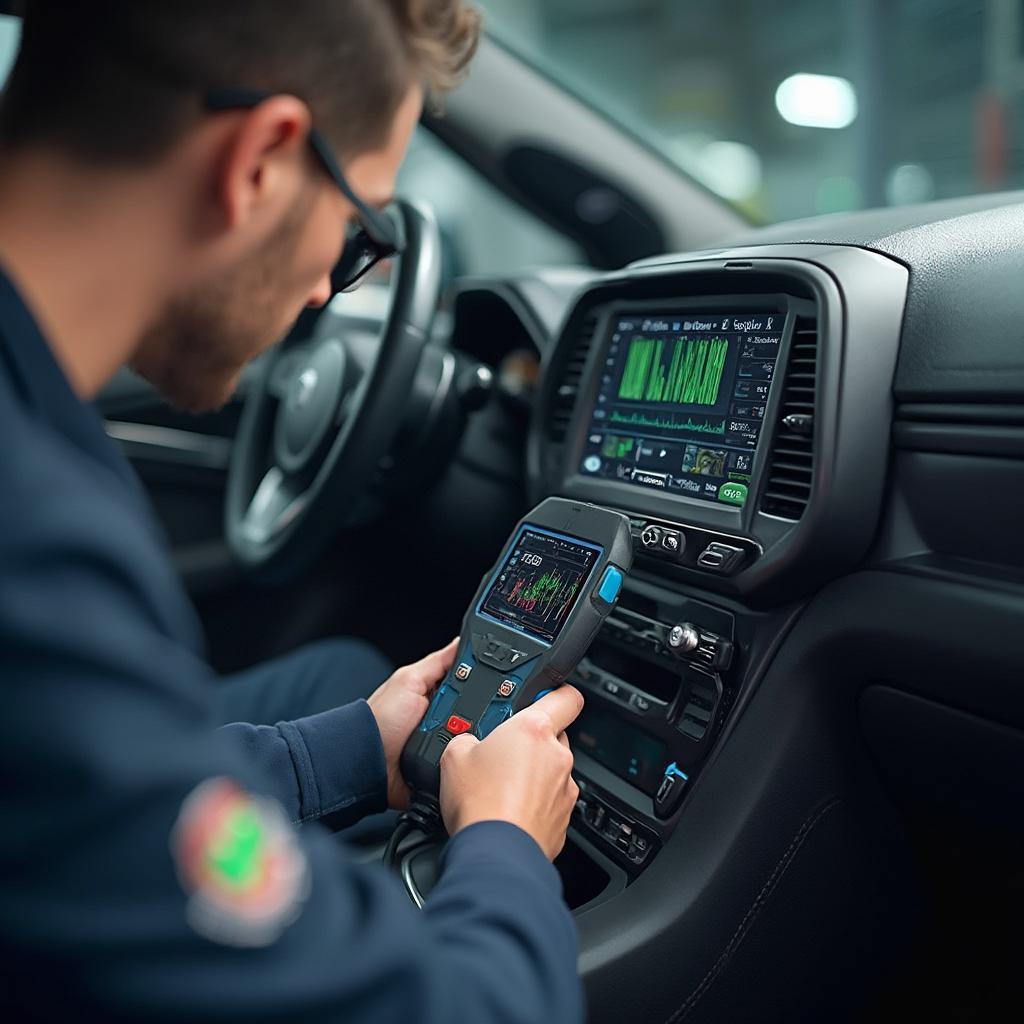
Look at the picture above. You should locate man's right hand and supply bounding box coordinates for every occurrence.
[439,685,585,860]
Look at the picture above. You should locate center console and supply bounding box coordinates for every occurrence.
[518,248,909,912]
[547,297,798,885]
[400,247,908,949]
[568,585,736,869]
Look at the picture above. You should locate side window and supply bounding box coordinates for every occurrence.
[0,15,19,85]
[397,128,585,278]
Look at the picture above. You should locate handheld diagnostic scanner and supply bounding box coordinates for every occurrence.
[400,498,633,798]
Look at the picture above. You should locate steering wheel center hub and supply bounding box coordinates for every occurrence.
[273,339,346,474]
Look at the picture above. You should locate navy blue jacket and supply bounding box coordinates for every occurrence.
[0,268,583,1023]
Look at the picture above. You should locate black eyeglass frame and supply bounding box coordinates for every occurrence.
[205,86,403,293]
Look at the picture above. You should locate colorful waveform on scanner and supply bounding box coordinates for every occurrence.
[618,336,729,406]
[507,571,579,618]
[608,410,726,435]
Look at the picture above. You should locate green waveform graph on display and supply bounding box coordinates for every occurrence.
[507,571,579,621]
[618,336,729,406]
[608,410,726,435]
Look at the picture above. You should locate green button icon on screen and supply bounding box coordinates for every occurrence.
[718,482,748,506]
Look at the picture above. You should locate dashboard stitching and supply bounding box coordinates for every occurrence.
[662,795,843,1023]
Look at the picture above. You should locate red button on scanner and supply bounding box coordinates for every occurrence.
[446,715,472,735]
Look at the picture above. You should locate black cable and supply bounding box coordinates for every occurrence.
[382,820,412,867]
[382,794,443,868]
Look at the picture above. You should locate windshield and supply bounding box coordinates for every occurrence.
[481,0,1020,225]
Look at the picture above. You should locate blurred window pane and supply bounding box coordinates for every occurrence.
[0,15,18,80]
[481,0,1010,224]
[397,128,585,279]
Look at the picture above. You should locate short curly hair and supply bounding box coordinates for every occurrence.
[0,0,481,163]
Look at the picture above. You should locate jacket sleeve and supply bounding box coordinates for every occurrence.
[218,700,388,828]
[0,462,584,1024]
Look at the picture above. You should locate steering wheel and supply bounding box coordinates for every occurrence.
[226,199,442,577]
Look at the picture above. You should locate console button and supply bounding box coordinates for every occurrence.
[675,670,724,745]
[655,762,689,817]
[640,525,663,548]
[660,530,683,555]
[602,678,623,699]
[684,702,713,724]
[678,718,707,741]
[446,715,472,735]
[576,790,658,865]
[629,692,652,714]
[628,833,650,862]
[454,663,473,681]
[697,542,745,574]
[696,548,726,570]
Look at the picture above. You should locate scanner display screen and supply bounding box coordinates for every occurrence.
[478,528,602,645]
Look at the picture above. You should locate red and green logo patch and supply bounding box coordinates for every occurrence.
[172,778,309,947]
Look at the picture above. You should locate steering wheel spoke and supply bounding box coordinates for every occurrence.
[240,467,310,545]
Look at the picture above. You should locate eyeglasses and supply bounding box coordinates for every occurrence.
[205,87,404,294]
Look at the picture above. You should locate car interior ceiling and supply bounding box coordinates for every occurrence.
[10,5,1020,1021]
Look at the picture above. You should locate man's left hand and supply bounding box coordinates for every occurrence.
[367,638,459,809]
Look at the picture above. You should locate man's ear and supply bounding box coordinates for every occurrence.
[216,95,313,231]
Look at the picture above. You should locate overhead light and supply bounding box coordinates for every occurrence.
[775,73,858,130]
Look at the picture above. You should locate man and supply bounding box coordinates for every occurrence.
[0,3,586,1021]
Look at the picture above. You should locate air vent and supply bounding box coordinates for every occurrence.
[547,313,598,444]
[759,315,818,520]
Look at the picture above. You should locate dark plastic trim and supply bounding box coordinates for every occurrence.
[529,245,909,605]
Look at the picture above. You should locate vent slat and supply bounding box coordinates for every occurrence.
[546,314,598,445]
[760,315,818,521]
[765,476,812,491]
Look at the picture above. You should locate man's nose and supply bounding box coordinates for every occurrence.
[306,274,333,309]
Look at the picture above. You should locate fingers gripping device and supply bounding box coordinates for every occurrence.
[399,498,633,800]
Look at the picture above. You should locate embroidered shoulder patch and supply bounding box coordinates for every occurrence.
[172,778,310,947]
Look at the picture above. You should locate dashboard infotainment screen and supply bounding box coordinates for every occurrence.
[580,312,785,507]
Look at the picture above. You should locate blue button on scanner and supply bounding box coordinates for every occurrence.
[597,565,623,604]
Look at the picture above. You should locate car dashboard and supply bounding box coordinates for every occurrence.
[441,193,1024,1020]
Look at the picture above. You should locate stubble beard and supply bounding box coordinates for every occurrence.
[131,197,313,414]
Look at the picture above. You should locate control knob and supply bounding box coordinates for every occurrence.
[640,525,663,548]
[667,623,700,655]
